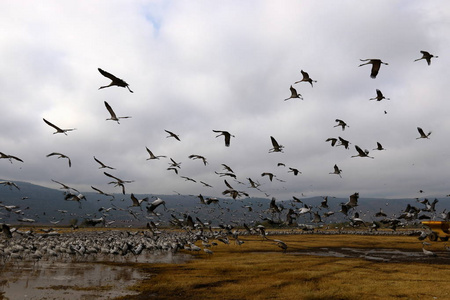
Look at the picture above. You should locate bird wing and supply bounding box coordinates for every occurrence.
[271,136,280,148]
[104,172,121,182]
[98,68,119,81]
[355,145,366,156]
[376,89,382,98]
[417,127,425,137]
[104,101,117,119]
[224,133,231,147]
[301,70,309,79]
[370,61,381,78]
[43,118,63,131]
[46,152,63,157]
[224,179,233,189]
[94,156,105,167]
[130,193,140,206]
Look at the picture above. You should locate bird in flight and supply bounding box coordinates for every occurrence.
[370,89,390,101]
[51,179,79,193]
[43,118,76,135]
[359,59,388,78]
[165,130,180,141]
[0,181,20,190]
[294,70,317,87]
[213,130,234,147]
[146,147,166,160]
[0,152,23,163]
[104,101,131,124]
[416,127,431,139]
[325,138,338,147]
[98,68,133,93]
[329,164,342,178]
[334,119,349,131]
[93,156,115,169]
[351,145,374,159]
[46,152,72,167]
[261,172,275,182]
[188,154,208,166]
[269,136,284,153]
[284,85,303,101]
[373,142,386,151]
[337,137,350,149]
[414,51,438,65]
[103,172,134,194]
[288,167,302,176]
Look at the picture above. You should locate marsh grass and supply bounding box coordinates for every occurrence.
[116,234,450,300]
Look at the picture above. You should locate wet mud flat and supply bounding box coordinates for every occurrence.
[0,251,192,300]
[291,246,450,263]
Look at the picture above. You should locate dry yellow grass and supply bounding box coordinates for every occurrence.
[115,234,450,300]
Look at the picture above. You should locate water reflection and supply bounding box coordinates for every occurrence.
[0,251,191,299]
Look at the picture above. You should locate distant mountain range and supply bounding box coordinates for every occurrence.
[0,180,448,227]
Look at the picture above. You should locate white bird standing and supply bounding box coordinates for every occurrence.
[104,101,131,124]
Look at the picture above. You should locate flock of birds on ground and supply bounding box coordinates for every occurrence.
[0,50,448,262]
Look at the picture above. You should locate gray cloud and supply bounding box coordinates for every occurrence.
[1,1,449,200]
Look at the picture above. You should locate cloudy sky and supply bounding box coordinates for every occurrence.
[1,1,449,200]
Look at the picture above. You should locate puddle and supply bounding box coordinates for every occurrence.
[0,251,192,299]
[290,247,450,263]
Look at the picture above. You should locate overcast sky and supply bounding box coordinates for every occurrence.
[1,1,449,200]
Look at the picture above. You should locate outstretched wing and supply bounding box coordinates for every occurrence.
[104,101,117,119]
[417,127,425,137]
[271,136,280,148]
[43,118,62,131]
[98,68,119,81]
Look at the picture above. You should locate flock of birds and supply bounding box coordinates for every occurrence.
[0,51,448,262]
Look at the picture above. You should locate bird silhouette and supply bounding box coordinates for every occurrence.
[93,156,115,169]
[269,136,284,153]
[98,68,133,93]
[329,164,342,178]
[284,85,303,101]
[416,127,431,139]
[334,119,349,131]
[294,70,317,87]
[165,130,180,141]
[351,145,374,159]
[104,101,131,124]
[46,152,72,167]
[370,89,390,101]
[373,142,386,151]
[146,147,166,160]
[43,118,76,135]
[0,152,23,163]
[414,51,438,65]
[359,59,388,78]
[212,130,234,147]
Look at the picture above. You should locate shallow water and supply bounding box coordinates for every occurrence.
[0,252,192,299]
